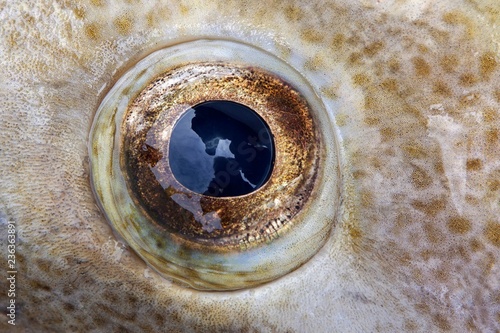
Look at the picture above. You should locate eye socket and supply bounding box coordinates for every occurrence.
[89,39,341,290]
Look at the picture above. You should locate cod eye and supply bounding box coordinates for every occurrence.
[89,39,341,290]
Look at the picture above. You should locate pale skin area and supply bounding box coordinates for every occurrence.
[1,0,499,332]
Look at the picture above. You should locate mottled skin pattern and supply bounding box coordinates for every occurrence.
[0,0,499,332]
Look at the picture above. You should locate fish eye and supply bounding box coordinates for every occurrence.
[89,39,341,290]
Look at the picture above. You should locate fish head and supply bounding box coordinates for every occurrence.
[1,0,499,332]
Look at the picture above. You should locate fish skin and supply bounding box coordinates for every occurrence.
[1,0,499,332]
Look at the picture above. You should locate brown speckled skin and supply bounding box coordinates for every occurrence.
[0,0,499,332]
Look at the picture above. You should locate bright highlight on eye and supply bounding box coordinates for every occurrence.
[168,100,275,197]
[89,40,341,290]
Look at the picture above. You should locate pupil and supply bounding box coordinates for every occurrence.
[169,101,274,197]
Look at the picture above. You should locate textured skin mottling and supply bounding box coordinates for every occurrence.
[0,0,499,332]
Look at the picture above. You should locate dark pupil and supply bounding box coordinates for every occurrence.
[169,101,275,197]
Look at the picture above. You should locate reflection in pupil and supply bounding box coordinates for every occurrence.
[169,101,274,197]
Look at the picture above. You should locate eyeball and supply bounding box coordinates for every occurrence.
[89,39,341,290]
